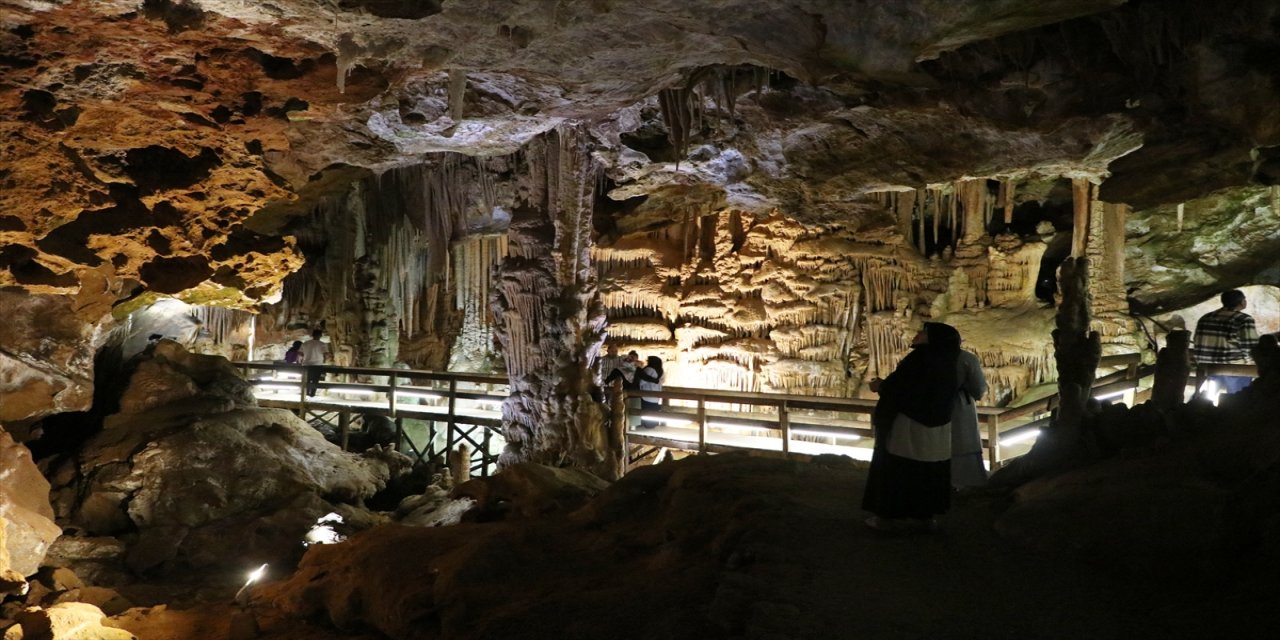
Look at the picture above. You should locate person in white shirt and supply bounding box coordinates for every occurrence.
[604,349,640,389]
[299,328,330,396]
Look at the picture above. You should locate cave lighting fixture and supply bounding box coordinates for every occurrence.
[304,512,347,547]
[1000,428,1041,447]
[234,563,269,605]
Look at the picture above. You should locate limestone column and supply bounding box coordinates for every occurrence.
[491,126,616,479]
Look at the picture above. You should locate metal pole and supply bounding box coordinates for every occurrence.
[697,398,707,454]
[389,374,398,418]
[780,401,791,457]
[338,412,350,451]
[987,415,1001,471]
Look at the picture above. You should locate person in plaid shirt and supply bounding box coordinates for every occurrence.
[1193,289,1259,394]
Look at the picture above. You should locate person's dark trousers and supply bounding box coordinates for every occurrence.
[306,366,325,397]
[640,399,661,428]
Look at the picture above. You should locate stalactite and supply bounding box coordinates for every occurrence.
[448,69,467,123]
[658,86,703,166]
[1002,178,1015,225]
[895,189,916,245]
[1071,178,1092,258]
[915,188,927,255]
[191,306,253,345]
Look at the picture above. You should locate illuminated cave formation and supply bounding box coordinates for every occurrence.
[5,1,1280,638]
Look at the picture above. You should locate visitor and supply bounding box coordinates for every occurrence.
[862,322,964,533]
[604,349,640,389]
[948,330,988,489]
[635,355,664,428]
[1193,289,1258,396]
[284,340,303,364]
[300,329,331,397]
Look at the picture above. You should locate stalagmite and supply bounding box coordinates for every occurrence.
[492,125,617,479]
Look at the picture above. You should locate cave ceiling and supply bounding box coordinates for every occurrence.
[2,0,1279,307]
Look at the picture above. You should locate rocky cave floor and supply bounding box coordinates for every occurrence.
[31,453,1280,640]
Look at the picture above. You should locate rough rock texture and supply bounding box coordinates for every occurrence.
[0,290,115,430]
[1128,187,1280,313]
[260,453,1280,640]
[452,463,609,521]
[998,370,1280,578]
[492,127,614,476]
[0,430,61,583]
[46,342,406,574]
[4,602,135,640]
[6,0,1279,307]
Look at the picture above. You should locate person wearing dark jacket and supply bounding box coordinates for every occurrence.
[862,322,963,533]
[634,355,664,428]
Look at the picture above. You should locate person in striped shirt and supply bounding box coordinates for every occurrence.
[1193,289,1259,395]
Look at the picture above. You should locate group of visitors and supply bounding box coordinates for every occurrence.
[283,328,331,396]
[861,322,988,534]
[601,344,665,427]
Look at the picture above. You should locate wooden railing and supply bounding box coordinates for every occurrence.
[622,352,1152,470]
[236,352,1246,475]
[236,362,507,476]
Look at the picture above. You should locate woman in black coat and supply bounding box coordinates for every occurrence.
[862,322,963,532]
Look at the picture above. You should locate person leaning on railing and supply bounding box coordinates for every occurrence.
[634,356,664,429]
[300,328,331,397]
[1192,289,1259,395]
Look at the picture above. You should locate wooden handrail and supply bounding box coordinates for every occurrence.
[240,354,1256,471]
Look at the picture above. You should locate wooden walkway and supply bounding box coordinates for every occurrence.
[236,355,1251,474]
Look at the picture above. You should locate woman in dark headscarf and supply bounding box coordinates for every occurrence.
[862,322,963,532]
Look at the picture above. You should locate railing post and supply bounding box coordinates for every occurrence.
[482,428,492,477]
[697,398,707,454]
[446,379,458,457]
[394,417,404,455]
[298,367,307,417]
[780,401,791,457]
[987,414,1002,471]
[448,378,457,435]
[338,411,350,451]
[389,374,398,418]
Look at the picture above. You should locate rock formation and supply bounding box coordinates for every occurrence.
[4,1,1280,635]
[43,341,407,576]
[0,429,61,589]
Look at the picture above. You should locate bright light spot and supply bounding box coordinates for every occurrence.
[246,563,268,584]
[234,563,269,605]
[395,391,442,401]
[643,415,691,426]
[329,387,378,396]
[1000,429,1041,447]
[304,512,346,547]
[255,383,298,392]
[1200,379,1223,406]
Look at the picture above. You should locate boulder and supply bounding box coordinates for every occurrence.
[0,292,113,427]
[452,463,610,521]
[5,603,134,640]
[1,431,62,582]
[48,343,408,573]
